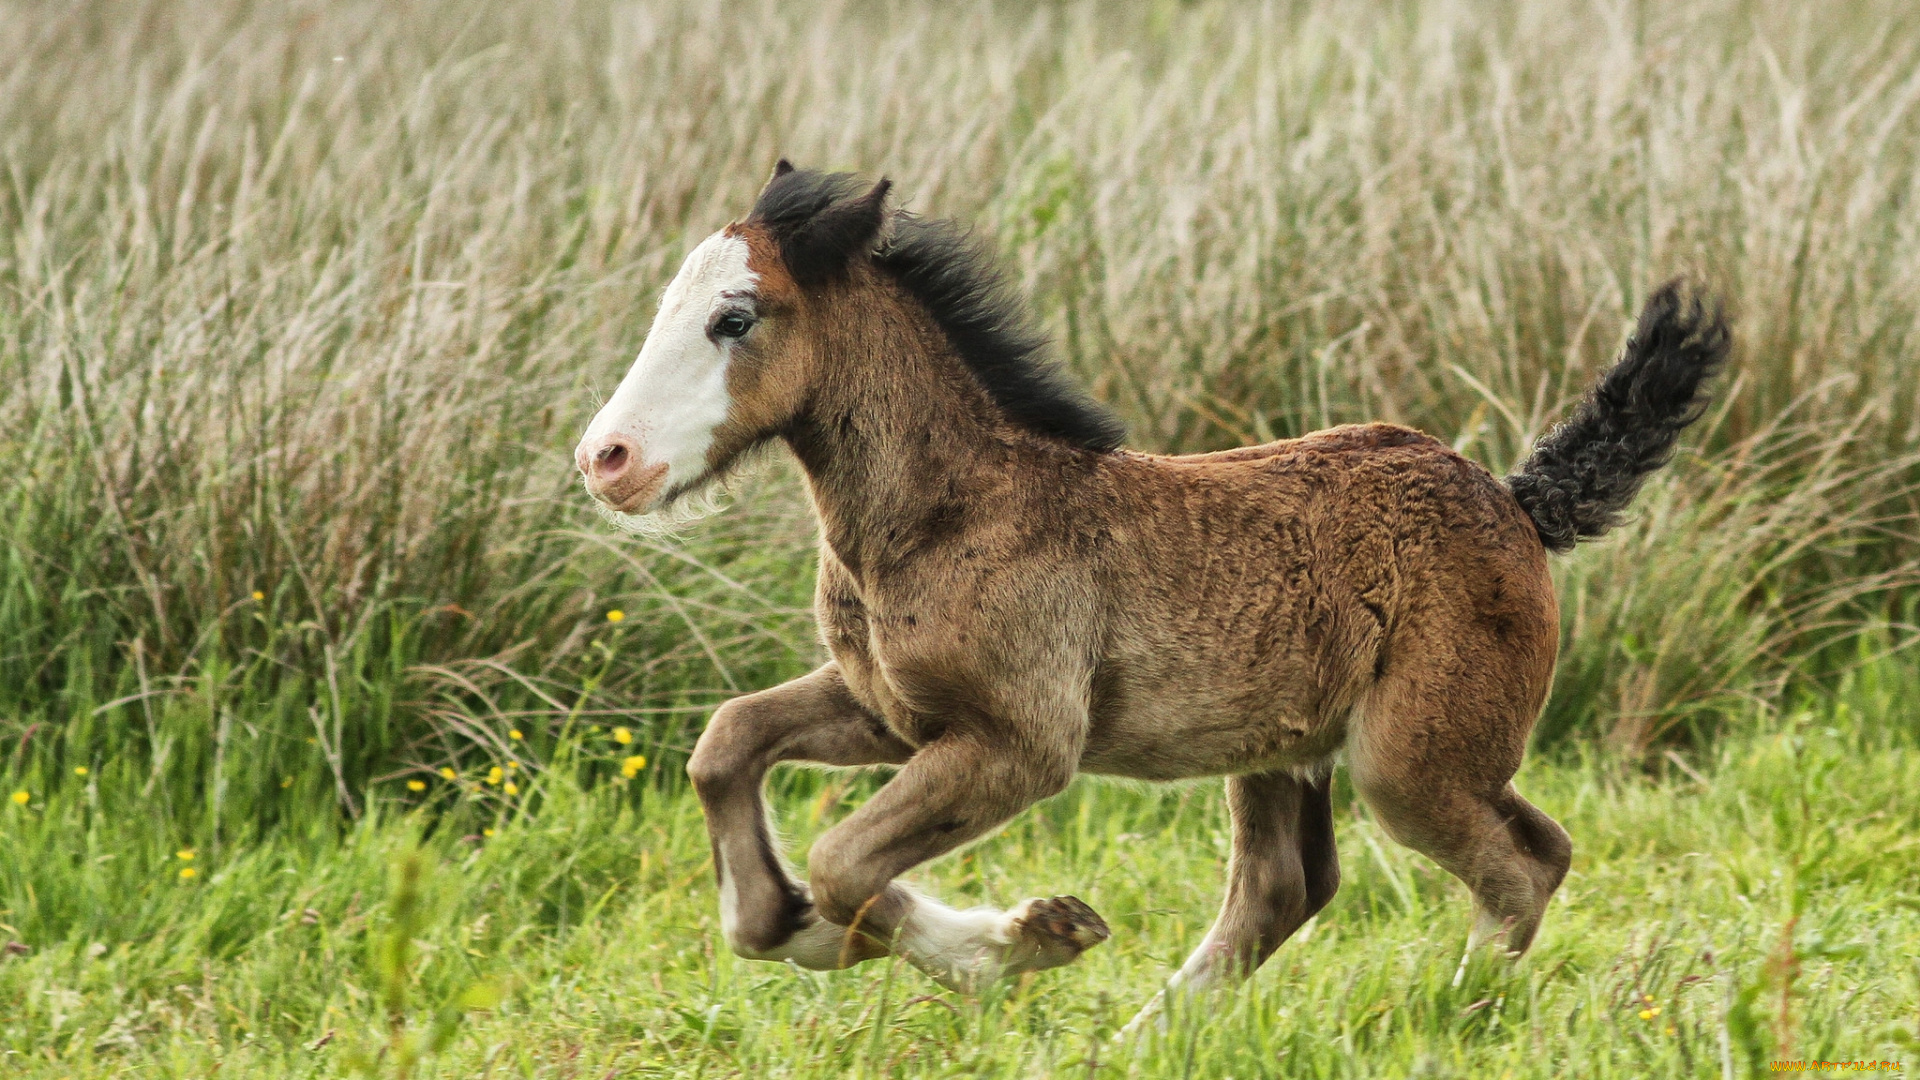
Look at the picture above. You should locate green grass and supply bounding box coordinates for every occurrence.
[4,682,1917,1077]
[6,0,1920,1074]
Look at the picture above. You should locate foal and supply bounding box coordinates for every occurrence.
[574,163,1729,1017]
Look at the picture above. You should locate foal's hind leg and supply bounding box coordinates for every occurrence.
[1347,672,1572,962]
[686,664,913,968]
[1172,770,1340,989]
[1120,770,1339,1036]
[805,727,1110,992]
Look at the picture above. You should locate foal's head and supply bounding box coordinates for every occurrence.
[574,162,890,530]
[575,161,1123,532]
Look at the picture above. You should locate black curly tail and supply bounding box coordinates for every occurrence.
[1506,279,1731,553]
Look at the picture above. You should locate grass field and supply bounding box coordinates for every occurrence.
[4,0,1920,1075]
[4,688,1917,1077]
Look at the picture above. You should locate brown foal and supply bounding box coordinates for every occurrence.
[573,163,1729,1023]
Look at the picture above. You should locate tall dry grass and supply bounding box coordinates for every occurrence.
[3,0,1918,830]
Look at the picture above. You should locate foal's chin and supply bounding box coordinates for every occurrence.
[594,479,732,538]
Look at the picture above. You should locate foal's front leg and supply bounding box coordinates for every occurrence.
[686,664,913,969]
[806,727,1111,992]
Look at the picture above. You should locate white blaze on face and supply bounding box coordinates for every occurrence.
[576,230,758,521]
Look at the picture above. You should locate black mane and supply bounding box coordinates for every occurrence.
[750,166,1127,453]
[875,214,1127,452]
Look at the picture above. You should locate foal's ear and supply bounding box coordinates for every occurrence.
[774,177,893,286]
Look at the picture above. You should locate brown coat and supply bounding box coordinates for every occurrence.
[577,164,1726,1014]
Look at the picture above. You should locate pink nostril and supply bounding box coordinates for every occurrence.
[593,441,630,478]
[577,435,664,511]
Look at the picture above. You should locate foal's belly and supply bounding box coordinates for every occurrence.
[1076,687,1346,781]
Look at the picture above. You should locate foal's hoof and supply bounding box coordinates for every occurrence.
[1006,895,1111,970]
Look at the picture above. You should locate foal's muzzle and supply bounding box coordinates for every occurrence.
[575,434,667,513]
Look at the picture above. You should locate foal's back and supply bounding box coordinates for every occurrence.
[1078,422,1557,783]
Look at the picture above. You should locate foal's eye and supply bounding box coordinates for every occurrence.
[712,312,755,339]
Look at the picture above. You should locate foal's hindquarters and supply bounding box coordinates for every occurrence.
[1089,428,1570,1027]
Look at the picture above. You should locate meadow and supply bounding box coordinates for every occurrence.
[2,0,1918,1075]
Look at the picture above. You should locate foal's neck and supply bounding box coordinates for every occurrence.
[782,286,1043,580]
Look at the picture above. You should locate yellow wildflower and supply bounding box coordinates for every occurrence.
[506,761,518,771]
[509,729,524,741]
[251,590,265,601]
[439,767,457,780]
[503,781,519,795]
[10,791,27,805]
[179,867,197,880]
[406,780,426,792]
[1638,1009,1656,1021]
[177,849,195,861]
[605,609,625,623]
[485,767,503,786]
[621,755,647,779]
[281,777,293,788]
[613,727,632,745]
[482,828,495,837]
[74,767,88,776]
